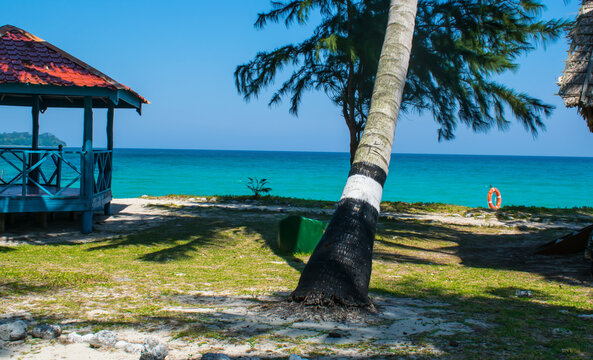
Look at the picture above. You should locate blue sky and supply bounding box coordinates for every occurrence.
[0,0,589,156]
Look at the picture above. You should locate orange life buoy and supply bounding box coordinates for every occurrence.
[487,187,502,210]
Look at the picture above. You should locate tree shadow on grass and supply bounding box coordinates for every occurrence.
[150,204,308,273]
[85,205,306,272]
[0,282,54,296]
[88,217,230,262]
[0,246,14,253]
[375,217,592,287]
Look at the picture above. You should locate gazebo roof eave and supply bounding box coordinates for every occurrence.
[0,83,147,113]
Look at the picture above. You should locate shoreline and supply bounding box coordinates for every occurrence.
[0,195,589,247]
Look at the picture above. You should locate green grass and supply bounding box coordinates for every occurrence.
[0,199,592,359]
[153,194,337,209]
[380,201,470,214]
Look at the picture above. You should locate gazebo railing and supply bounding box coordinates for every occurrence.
[93,150,112,195]
[0,147,83,197]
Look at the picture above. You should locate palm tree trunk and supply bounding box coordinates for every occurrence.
[291,0,418,306]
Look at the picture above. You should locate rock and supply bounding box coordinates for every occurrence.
[208,197,217,203]
[514,290,532,298]
[202,354,231,360]
[0,320,27,341]
[31,324,62,339]
[89,330,117,348]
[81,333,94,342]
[288,355,309,360]
[328,331,343,338]
[67,332,84,343]
[140,337,168,360]
[125,342,144,353]
[115,340,143,353]
[552,328,573,336]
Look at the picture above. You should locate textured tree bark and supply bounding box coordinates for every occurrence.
[292,0,418,306]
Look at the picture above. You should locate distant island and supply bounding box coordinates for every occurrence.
[0,132,66,147]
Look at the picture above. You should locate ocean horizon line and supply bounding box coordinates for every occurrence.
[95,147,593,160]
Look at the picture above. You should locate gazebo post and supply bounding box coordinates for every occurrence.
[104,101,114,216]
[32,95,39,149]
[81,96,94,233]
[107,102,114,151]
[30,95,40,186]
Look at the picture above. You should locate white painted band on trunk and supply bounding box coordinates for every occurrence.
[340,174,383,212]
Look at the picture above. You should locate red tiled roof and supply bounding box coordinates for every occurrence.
[0,25,148,104]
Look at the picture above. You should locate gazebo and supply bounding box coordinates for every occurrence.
[0,25,148,233]
[558,0,593,129]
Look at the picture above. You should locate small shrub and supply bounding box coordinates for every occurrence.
[247,177,271,199]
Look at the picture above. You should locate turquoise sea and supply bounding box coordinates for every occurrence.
[110,149,593,208]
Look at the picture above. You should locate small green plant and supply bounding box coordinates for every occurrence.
[247,177,271,199]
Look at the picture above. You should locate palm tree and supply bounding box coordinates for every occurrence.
[235,0,568,306]
[291,0,418,306]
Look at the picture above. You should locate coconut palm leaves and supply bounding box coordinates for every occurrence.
[235,0,571,162]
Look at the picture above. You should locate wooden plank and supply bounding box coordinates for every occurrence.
[0,96,136,109]
[0,196,88,213]
[117,89,144,113]
[0,84,111,99]
[92,190,112,209]
[0,185,79,198]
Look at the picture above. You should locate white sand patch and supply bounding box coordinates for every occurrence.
[2,342,139,360]
[1,291,480,359]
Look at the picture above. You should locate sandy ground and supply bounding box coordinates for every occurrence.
[0,197,583,359]
[1,292,486,360]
